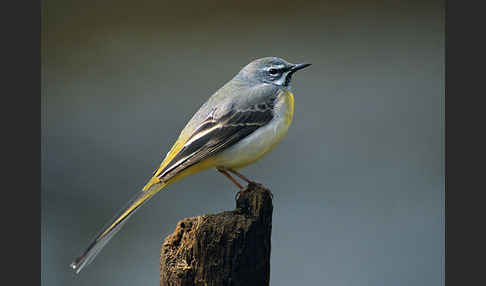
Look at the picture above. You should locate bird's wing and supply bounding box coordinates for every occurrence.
[151,85,281,183]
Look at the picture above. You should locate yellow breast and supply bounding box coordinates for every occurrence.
[284,89,295,126]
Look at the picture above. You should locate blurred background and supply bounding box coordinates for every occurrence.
[41,0,444,285]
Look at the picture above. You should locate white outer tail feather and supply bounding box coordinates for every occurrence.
[70,184,162,274]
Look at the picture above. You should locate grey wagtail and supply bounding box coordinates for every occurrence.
[70,57,311,273]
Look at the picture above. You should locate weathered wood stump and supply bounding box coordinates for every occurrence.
[160,182,273,286]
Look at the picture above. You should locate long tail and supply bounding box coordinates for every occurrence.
[70,180,166,274]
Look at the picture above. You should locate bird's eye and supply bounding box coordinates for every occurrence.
[268,68,278,75]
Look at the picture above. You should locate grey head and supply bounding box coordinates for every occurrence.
[235,57,311,87]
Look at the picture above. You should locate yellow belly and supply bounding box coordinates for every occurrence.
[213,90,294,170]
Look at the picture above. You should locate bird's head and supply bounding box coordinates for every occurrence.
[236,57,311,87]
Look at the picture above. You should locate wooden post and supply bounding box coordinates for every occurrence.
[160,182,273,286]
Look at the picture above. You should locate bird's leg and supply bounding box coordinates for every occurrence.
[227,169,254,184]
[217,168,245,190]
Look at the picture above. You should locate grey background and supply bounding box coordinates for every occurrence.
[41,0,444,285]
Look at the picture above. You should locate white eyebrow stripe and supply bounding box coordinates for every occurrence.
[266,65,285,71]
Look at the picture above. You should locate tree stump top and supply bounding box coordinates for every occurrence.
[160,182,273,286]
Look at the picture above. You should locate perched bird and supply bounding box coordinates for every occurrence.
[70,57,311,273]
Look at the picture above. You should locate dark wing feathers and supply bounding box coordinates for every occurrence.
[157,105,274,181]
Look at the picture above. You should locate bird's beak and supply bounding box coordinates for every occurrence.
[289,63,312,73]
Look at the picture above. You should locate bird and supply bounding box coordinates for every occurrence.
[70,57,311,273]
